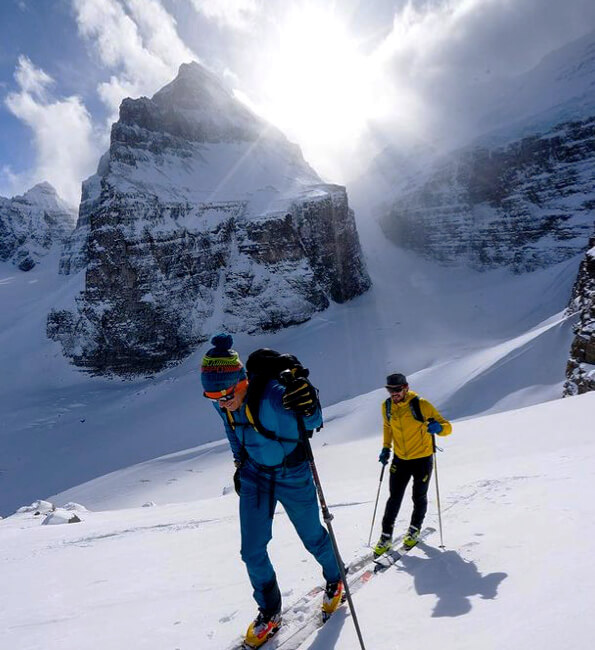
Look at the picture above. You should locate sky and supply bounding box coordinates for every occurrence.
[1,0,595,206]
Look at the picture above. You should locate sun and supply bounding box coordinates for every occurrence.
[255,5,390,180]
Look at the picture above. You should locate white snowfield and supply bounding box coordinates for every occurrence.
[0,200,591,649]
[1,389,594,650]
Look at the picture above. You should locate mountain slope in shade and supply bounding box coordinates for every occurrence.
[354,30,595,275]
[48,62,370,375]
[378,115,595,273]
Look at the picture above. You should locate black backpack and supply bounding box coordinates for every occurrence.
[223,349,318,469]
[244,349,310,440]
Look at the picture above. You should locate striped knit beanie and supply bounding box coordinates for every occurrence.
[201,333,246,394]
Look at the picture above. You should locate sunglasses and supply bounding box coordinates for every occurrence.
[204,388,236,402]
[387,385,407,394]
[203,378,248,402]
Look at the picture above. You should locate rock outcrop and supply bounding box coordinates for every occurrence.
[0,182,76,270]
[48,63,370,374]
[564,234,595,395]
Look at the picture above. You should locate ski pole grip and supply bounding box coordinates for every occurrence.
[279,369,294,386]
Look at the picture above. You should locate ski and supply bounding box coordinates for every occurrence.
[276,529,431,649]
[227,585,323,650]
[228,528,434,649]
[350,532,405,572]
[272,562,375,650]
[373,526,436,572]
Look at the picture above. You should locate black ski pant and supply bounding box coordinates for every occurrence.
[381,454,433,536]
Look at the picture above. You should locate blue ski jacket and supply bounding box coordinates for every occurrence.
[214,380,322,467]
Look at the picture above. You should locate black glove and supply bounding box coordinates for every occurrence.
[379,448,391,465]
[233,468,241,496]
[282,378,319,416]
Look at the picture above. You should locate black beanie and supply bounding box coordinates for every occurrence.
[386,373,407,387]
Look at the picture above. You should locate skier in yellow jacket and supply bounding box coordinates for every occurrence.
[374,372,452,555]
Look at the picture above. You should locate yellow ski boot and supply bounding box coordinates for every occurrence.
[373,532,393,557]
[322,580,345,622]
[243,610,281,648]
[403,525,420,549]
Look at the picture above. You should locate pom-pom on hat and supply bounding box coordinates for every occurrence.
[201,333,247,394]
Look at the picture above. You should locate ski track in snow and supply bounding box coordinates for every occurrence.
[2,391,595,650]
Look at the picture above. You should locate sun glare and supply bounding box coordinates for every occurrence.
[258,5,390,180]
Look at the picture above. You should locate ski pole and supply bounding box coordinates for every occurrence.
[429,419,445,549]
[281,371,367,650]
[367,464,386,547]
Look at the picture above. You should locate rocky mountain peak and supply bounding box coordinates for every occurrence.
[22,180,57,198]
[17,182,73,212]
[118,61,273,145]
[49,65,370,375]
[153,61,239,112]
[0,182,76,271]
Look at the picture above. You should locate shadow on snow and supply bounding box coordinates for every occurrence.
[398,541,507,617]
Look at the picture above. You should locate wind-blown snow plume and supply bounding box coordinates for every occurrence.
[3,57,97,206]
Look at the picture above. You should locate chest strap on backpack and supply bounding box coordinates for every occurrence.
[225,406,299,443]
[225,407,306,468]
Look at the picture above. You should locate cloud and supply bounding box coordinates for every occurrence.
[373,0,595,144]
[188,0,262,31]
[0,165,21,199]
[13,54,53,99]
[389,0,595,75]
[3,1,200,206]
[4,56,99,206]
[73,0,198,115]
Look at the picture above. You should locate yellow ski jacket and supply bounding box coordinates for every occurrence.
[382,390,452,460]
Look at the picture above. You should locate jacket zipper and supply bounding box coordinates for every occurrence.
[397,405,409,458]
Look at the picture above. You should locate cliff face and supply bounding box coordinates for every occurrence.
[379,117,595,273]
[48,63,370,374]
[564,235,595,395]
[0,182,75,271]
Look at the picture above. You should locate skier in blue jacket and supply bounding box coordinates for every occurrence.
[201,334,342,649]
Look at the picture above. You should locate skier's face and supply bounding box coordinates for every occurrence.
[218,381,248,412]
[388,385,408,403]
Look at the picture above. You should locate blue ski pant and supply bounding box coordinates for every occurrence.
[238,460,340,614]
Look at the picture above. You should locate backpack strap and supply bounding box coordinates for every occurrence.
[409,395,425,423]
[384,396,425,423]
[225,402,300,443]
[384,397,392,422]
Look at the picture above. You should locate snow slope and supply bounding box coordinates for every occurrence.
[1,388,593,650]
[0,212,581,516]
[0,177,589,650]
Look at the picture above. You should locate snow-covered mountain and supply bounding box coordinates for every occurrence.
[48,62,370,375]
[477,27,595,146]
[378,115,595,273]
[565,233,595,394]
[0,182,76,271]
[357,30,595,274]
